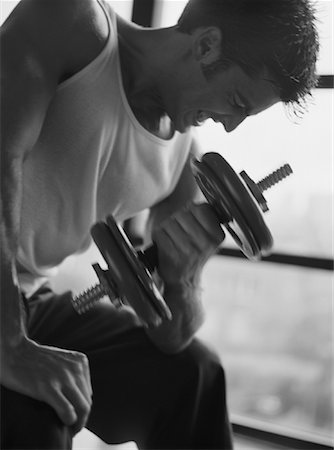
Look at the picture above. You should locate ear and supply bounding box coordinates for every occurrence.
[194,27,222,64]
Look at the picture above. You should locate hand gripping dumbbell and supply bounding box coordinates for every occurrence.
[71,152,292,328]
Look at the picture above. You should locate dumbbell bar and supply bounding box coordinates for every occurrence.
[72,153,292,327]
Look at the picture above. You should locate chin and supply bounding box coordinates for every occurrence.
[173,114,189,134]
[174,124,187,134]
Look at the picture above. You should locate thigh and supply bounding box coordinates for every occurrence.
[26,284,143,352]
[1,286,142,450]
[85,329,232,449]
[25,286,232,449]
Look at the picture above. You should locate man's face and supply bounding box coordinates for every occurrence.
[169,64,280,134]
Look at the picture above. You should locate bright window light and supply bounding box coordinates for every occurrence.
[196,89,333,259]
[199,257,333,443]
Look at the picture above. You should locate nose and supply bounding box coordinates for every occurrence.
[223,114,247,132]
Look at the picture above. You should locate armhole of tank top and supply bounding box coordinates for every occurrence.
[56,0,114,92]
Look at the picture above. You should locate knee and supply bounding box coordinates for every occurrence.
[182,338,223,369]
[175,338,227,390]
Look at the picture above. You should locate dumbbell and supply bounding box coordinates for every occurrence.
[71,152,292,327]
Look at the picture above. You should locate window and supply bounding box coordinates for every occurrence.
[195,88,333,259]
[154,0,333,446]
[2,1,332,447]
[199,258,333,444]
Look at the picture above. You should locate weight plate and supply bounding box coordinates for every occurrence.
[192,153,273,259]
[91,218,172,328]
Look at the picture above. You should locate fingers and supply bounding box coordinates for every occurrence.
[60,352,92,432]
[39,348,93,433]
[46,384,90,433]
[62,381,92,433]
[45,388,77,427]
[64,352,93,400]
[155,203,225,256]
[3,339,93,435]
[152,203,225,286]
[176,203,225,250]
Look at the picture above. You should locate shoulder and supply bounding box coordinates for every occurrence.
[1,0,111,83]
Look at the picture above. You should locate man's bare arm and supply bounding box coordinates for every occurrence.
[145,140,225,354]
[1,0,108,431]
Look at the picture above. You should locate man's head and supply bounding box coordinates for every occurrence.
[177,0,319,111]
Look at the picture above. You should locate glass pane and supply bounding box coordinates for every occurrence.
[0,1,17,23]
[316,0,334,74]
[195,89,333,259]
[153,0,187,27]
[107,0,133,21]
[153,1,333,259]
[198,256,334,443]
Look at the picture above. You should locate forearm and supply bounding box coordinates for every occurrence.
[0,98,26,344]
[0,256,26,347]
[145,202,225,354]
[0,165,28,354]
[1,218,30,380]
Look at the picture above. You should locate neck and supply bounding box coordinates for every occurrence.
[116,17,188,133]
[130,89,165,133]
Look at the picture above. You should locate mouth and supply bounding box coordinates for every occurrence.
[195,109,211,126]
[194,111,227,130]
[195,110,211,126]
[178,110,222,132]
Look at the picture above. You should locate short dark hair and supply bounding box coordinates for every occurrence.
[177,0,319,110]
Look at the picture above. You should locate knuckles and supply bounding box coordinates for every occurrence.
[155,203,224,250]
[152,203,225,284]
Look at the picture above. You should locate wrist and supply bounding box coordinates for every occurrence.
[1,321,28,350]
[0,333,33,382]
[164,278,203,300]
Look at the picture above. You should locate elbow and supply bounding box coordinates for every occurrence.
[151,334,195,355]
[146,309,206,355]
[156,336,195,355]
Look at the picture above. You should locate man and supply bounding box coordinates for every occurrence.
[0,0,318,448]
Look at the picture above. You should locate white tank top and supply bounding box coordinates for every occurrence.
[17,1,193,295]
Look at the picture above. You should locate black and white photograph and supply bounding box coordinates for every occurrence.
[1,1,333,449]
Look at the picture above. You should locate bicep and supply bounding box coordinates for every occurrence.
[1,58,56,162]
[1,1,69,161]
[0,12,60,243]
[0,61,54,253]
[1,0,106,159]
